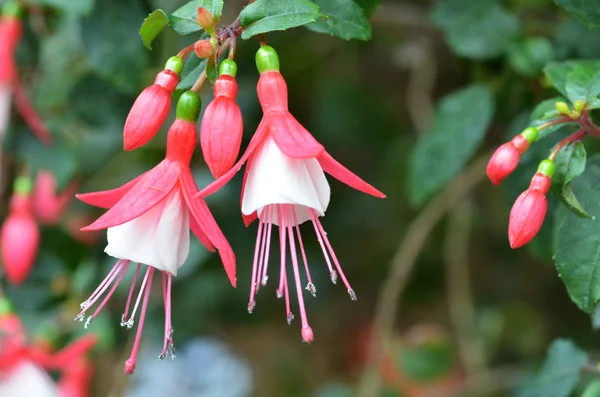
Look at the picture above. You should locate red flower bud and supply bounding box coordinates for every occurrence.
[33,170,77,225]
[1,193,39,285]
[487,135,531,185]
[123,69,179,151]
[194,39,215,58]
[196,7,214,32]
[508,169,552,249]
[200,73,243,178]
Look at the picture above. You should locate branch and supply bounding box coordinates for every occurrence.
[356,153,491,397]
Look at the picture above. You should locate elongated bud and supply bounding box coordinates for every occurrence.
[1,177,39,285]
[194,39,216,58]
[487,127,538,185]
[508,159,554,249]
[166,91,201,165]
[123,56,183,151]
[33,170,77,225]
[196,7,215,34]
[555,101,571,116]
[201,60,243,178]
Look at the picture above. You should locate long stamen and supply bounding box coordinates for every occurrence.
[160,272,175,360]
[124,266,152,329]
[286,205,313,342]
[256,205,271,291]
[310,208,357,301]
[125,267,154,375]
[277,205,293,324]
[292,209,316,297]
[80,261,122,309]
[75,260,125,322]
[121,263,142,327]
[261,212,273,286]
[248,209,265,313]
[310,214,337,284]
[86,261,131,328]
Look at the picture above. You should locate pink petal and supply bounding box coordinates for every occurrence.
[180,169,236,287]
[76,172,147,209]
[81,161,180,231]
[197,118,269,198]
[190,212,215,252]
[269,113,325,159]
[318,151,386,198]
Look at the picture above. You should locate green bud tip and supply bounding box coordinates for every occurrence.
[176,91,202,122]
[574,99,586,112]
[537,159,555,178]
[256,46,280,74]
[0,298,12,316]
[2,0,23,17]
[165,56,184,75]
[13,176,32,195]
[555,101,570,116]
[520,127,538,144]
[219,59,238,77]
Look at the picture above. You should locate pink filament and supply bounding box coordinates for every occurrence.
[122,263,142,323]
[126,267,155,374]
[161,272,174,359]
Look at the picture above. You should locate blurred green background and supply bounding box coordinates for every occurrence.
[4,0,600,396]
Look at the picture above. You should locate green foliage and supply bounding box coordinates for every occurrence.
[240,0,322,39]
[509,37,556,77]
[582,379,600,397]
[398,342,454,382]
[430,0,520,59]
[555,155,600,312]
[552,142,592,218]
[517,339,588,397]
[306,0,371,41]
[555,0,600,28]
[27,0,95,15]
[139,10,169,50]
[544,60,600,101]
[178,54,208,91]
[409,85,494,204]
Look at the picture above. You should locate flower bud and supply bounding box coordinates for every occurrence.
[574,99,586,113]
[555,101,570,116]
[196,7,215,33]
[194,39,216,58]
[508,159,554,249]
[123,56,183,151]
[1,179,39,285]
[486,127,537,185]
[33,170,77,225]
[201,62,243,178]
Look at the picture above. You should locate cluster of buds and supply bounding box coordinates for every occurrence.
[487,100,588,248]
[73,5,384,374]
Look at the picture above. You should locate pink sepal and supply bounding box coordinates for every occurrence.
[76,173,147,209]
[318,151,386,198]
[269,113,324,159]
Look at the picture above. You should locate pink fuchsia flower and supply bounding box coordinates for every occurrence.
[197,46,385,342]
[123,56,183,151]
[508,159,554,249]
[487,127,538,185]
[200,60,243,179]
[0,5,21,138]
[1,177,40,286]
[76,91,235,374]
[0,361,60,397]
[33,170,78,225]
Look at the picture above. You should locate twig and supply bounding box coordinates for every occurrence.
[444,199,488,385]
[356,153,491,397]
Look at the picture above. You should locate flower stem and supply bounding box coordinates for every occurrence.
[190,70,207,92]
[549,129,586,161]
[176,44,196,59]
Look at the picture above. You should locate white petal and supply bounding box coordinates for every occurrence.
[0,362,59,397]
[241,137,330,225]
[105,189,190,275]
[0,85,12,140]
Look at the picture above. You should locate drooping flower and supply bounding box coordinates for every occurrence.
[123,56,183,151]
[200,59,243,178]
[487,127,538,185]
[76,91,236,373]
[197,46,385,342]
[0,2,21,139]
[1,177,39,286]
[33,170,78,225]
[508,159,554,249]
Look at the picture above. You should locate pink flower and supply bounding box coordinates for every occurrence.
[33,170,77,225]
[0,14,22,141]
[487,127,538,185]
[76,92,235,373]
[197,46,384,342]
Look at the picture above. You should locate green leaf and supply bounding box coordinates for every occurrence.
[206,55,218,86]
[305,0,371,41]
[544,60,600,99]
[398,342,454,381]
[565,64,600,104]
[408,85,494,204]
[354,0,380,17]
[240,0,322,39]
[139,9,169,50]
[517,339,588,397]
[509,37,555,77]
[27,0,95,15]
[430,0,520,60]
[529,97,578,141]
[555,0,600,29]
[177,54,208,91]
[554,155,600,313]
[552,142,592,218]
[583,379,600,397]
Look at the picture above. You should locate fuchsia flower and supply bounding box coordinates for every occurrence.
[76,91,235,374]
[197,46,385,342]
[1,177,39,286]
[508,159,554,249]
[487,127,538,185]
[123,56,183,151]
[33,170,77,225]
[0,7,21,138]
[201,59,243,178]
